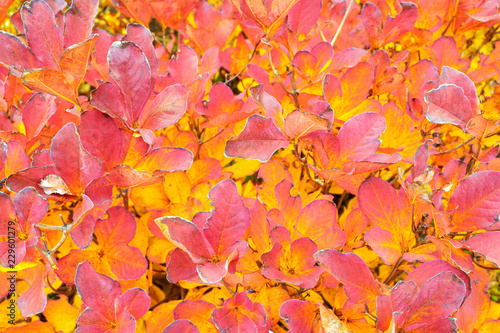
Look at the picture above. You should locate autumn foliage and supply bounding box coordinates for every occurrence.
[1,0,500,332]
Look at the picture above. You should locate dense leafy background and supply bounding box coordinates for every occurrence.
[1,0,500,332]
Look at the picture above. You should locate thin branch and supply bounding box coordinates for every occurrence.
[49,231,70,254]
[472,24,500,57]
[331,0,355,47]
[383,256,404,285]
[46,276,59,293]
[436,136,475,155]
[441,14,456,36]
[200,128,225,145]
[266,40,296,99]
[120,188,130,211]
[35,245,57,268]
[288,70,301,109]
[473,257,500,270]
[225,38,263,84]
[36,223,65,231]
[221,279,236,296]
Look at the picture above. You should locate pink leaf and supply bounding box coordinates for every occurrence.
[21,0,63,69]
[108,41,151,121]
[63,0,99,48]
[139,84,189,131]
[75,261,122,322]
[51,122,102,195]
[448,171,500,231]
[425,84,475,130]
[225,115,289,162]
[314,249,381,303]
[116,288,150,320]
[163,320,201,333]
[22,93,57,140]
[338,112,386,161]
[202,179,251,256]
[0,31,42,76]
[463,231,500,266]
[438,66,480,114]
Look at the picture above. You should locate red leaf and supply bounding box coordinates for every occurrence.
[51,122,102,195]
[261,235,323,288]
[359,177,411,239]
[448,171,500,231]
[438,66,480,113]
[225,115,289,162]
[212,291,267,333]
[425,84,476,130]
[0,31,42,76]
[166,248,199,283]
[361,2,383,47]
[383,2,418,44]
[22,93,56,141]
[396,271,466,329]
[314,249,381,303]
[250,84,284,129]
[157,179,250,283]
[123,23,158,91]
[6,165,57,195]
[79,110,130,173]
[13,187,48,247]
[288,0,322,35]
[108,41,151,121]
[338,112,385,161]
[90,82,131,126]
[116,288,151,320]
[63,0,99,48]
[17,265,48,318]
[139,84,189,131]
[75,260,150,332]
[157,216,213,262]
[204,179,251,254]
[284,110,331,140]
[405,259,471,300]
[75,261,122,322]
[21,0,63,70]
[163,320,201,333]
[463,231,500,266]
[279,299,319,332]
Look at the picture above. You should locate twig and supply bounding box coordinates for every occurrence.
[472,25,500,57]
[49,231,70,254]
[226,38,263,84]
[37,215,73,255]
[383,256,404,285]
[436,136,475,155]
[200,128,225,145]
[331,0,355,47]
[36,223,65,231]
[221,279,236,296]
[266,39,296,99]
[120,188,130,211]
[35,245,57,269]
[287,70,300,109]
[441,14,456,36]
[473,257,500,270]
